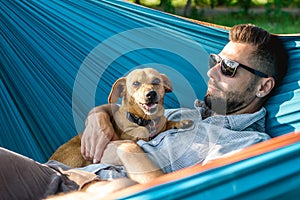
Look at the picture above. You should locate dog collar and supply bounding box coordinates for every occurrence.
[126,112,152,126]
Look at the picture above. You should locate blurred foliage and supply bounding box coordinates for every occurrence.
[133,0,300,7]
[130,0,300,33]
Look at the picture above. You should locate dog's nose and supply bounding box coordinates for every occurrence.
[146,91,157,101]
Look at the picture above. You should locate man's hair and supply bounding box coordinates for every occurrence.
[229,24,288,88]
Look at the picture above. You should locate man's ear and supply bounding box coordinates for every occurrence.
[108,77,126,103]
[161,74,173,93]
[256,77,275,98]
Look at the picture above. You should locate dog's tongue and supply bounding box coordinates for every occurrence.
[143,103,157,112]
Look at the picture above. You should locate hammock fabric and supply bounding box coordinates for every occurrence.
[1,0,300,198]
[108,132,300,199]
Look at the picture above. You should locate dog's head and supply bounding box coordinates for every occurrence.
[108,68,172,116]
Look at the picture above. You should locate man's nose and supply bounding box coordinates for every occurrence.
[207,62,221,80]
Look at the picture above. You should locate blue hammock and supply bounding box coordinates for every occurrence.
[1,0,300,198]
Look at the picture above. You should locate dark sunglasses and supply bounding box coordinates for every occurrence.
[208,54,269,78]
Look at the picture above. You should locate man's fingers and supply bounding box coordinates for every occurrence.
[81,131,87,159]
[81,126,108,163]
[81,126,92,160]
[92,132,113,163]
[81,108,118,163]
[93,143,104,164]
[89,136,96,162]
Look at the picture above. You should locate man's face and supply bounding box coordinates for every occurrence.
[205,41,259,114]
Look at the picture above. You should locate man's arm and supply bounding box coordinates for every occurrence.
[81,104,119,163]
[82,104,164,183]
[117,141,165,183]
[100,140,165,184]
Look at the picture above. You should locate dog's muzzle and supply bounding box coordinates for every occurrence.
[146,91,157,102]
[140,91,159,114]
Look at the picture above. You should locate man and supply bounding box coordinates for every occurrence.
[80,24,288,174]
[0,24,288,199]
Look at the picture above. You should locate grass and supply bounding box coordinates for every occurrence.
[188,8,300,34]
[130,0,300,34]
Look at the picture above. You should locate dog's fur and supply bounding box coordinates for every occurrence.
[49,68,193,168]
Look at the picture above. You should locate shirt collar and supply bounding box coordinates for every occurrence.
[204,107,266,132]
[226,107,266,131]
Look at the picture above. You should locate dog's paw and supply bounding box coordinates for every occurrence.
[180,119,194,129]
[121,127,150,142]
[167,120,194,130]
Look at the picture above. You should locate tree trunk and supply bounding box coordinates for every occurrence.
[184,0,192,17]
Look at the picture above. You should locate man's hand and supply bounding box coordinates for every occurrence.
[81,104,119,164]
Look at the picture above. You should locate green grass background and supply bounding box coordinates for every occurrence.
[131,0,300,34]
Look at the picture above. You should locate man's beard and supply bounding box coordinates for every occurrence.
[205,77,258,115]
[204,92,245,115]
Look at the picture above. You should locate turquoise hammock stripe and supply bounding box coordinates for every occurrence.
[1,0,299,164]
[1,0,300,199]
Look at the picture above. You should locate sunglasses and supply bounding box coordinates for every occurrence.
[208,54,268,78]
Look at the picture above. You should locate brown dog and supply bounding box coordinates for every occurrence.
[49,68,193,168]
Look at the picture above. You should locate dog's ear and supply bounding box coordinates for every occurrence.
[108,77,126,103]
[161,74,173,93]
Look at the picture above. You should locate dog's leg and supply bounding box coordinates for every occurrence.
[166,120,194,130]
[120,126,151,142]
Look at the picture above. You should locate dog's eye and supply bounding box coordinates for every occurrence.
[152,78,161,85]
[133,81,140,86]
